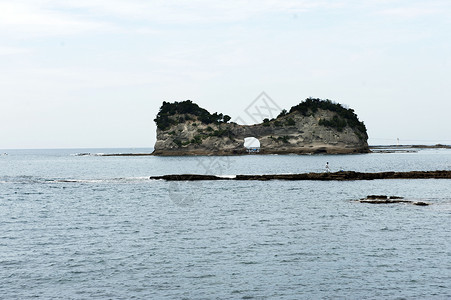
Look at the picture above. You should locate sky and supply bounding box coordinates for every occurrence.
[1,0,450,149]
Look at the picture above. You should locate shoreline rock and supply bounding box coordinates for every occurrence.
[151,145,368,156]
[78,144,451,157]
[149,170,451,181]
[370,144,451,150]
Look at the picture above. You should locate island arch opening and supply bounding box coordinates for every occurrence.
[244,137,260,153]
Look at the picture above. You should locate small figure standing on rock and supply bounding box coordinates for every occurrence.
[325,162,330,173]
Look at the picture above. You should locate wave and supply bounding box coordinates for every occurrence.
[216,175,237,179]
[72,152,153,157]
[0,176,151,184]
[52,177,151,184]
[71,153,106,157]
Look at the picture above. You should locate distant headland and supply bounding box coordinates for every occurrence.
[152,98,369,156]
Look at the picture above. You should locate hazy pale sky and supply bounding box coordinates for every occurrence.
[1,0,450,149]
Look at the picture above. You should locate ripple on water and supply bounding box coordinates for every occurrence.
[1,151,451,299]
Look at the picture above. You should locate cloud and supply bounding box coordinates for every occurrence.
[375,1,451,19]
[0,0,346,35]
[3,0,451,37]
[0,66,157,92]
[378,7,442,18]
[0,1,114,36]
[0,46,32,56]
[72,0,347,23]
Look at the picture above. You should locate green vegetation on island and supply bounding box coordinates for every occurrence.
[289,98,366,134]
[154,100,231,130]
[154,98,367,141]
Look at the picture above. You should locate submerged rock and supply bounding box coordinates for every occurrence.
[359,195,430,206]
[367,195,389,200]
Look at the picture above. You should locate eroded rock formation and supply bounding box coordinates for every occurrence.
[152,98,369,155]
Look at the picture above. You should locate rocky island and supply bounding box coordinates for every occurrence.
[152,98,369,156]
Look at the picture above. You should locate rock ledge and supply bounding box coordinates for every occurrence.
[149,170,451,181]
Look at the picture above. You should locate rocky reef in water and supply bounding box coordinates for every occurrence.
[358,195,430,206]
[152,98,369,156]
[149,170,451,181]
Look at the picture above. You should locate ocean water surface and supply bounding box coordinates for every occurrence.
[0,148,450,299]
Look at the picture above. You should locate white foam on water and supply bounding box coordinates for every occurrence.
[72,153,92,156]
[51,176,152,184]
[216,175,236,179]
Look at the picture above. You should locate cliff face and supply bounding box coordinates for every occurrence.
[152,99,369,155]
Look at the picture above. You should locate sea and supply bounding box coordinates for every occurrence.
[0,148,450,299]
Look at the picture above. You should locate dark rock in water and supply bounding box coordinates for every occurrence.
[367,195,388,200]
[100,153,153,156]
[75,153,91,156]
[149,170,451,181]
[358,195,430,206]
[150,174,224,181]
[363,195,406,202]
[360,199,411,204]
